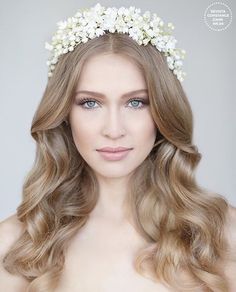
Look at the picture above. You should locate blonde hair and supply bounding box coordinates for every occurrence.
[3,32,231,291]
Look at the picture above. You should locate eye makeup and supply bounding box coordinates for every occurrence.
[75,97,149,110]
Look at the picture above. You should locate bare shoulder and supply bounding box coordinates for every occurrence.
[221,204,236,291]
[0,213,26,246]
[224,204,236,247]
[0,213,29,291]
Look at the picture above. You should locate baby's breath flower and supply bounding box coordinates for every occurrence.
[45,2,186,81]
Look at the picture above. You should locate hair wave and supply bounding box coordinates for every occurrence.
[3,32,231,291]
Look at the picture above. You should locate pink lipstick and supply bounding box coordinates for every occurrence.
[96,147,133,161]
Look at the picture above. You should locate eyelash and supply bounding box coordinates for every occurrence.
[76,97,149,110]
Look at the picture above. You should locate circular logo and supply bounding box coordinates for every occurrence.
[204,2,232,31]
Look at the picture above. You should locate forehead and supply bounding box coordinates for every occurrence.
[76,53,146,90]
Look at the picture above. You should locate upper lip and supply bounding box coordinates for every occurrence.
[96,147,133,152]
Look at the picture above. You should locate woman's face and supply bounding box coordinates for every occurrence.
[69,53,157,179]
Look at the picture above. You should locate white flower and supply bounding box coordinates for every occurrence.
[45,3,186,82]
[129,27,143,41]
[101,16,116,31]
[95,28,105,37]
[45,42,53,51]
[167,22,175,30]
[57,21,67,29]
[143,11,151,20]
[174,60,183,68]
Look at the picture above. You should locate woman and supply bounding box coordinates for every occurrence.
[0,3,236,292]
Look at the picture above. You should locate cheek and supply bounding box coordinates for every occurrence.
[70,114,96,147]
[72,127,94,149]
[133,113,157,139]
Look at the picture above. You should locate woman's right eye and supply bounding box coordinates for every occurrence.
[76,98,99,109]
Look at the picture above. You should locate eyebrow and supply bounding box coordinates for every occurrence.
[75,89,148,99]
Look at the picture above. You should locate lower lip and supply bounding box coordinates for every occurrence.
[97,149,132,161]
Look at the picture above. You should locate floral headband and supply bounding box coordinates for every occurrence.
[45,3,186,82]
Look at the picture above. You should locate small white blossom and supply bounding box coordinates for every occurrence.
[45,42,53,51]
[167,22,175,30]
[68,46,74,51]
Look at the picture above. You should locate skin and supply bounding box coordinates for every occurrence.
[69,53,157,222]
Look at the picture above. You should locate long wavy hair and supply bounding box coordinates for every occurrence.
[3,32,232,291]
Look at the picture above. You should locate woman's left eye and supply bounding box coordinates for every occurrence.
[129,99,144,108]
[76,98,148,110]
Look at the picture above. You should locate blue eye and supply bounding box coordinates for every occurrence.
[76,98,148,110]
[82,99,97,109]
[129,100,142,108]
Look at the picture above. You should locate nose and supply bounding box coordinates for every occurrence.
[101,106,126,138]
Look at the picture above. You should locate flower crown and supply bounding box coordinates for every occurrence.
[45,3,186,81]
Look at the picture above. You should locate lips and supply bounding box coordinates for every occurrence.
[97,148,132,161]
[96,147,133,153]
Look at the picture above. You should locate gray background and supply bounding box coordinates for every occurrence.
[0,0,235,221]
